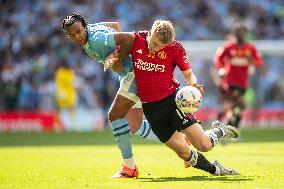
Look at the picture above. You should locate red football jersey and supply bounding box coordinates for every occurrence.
[214,41,263,89]
[131,31,191,103]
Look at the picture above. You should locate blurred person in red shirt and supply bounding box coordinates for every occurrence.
[213,24,264,129]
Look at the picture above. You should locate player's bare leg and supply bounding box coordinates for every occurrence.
[181,122,239,152]
[165,131,239,175]
[226,94,245,129]
[125,107,143,133]
[108,95,135,122]
[182,123,213,152]
[108,94,138,178]
[126,107,160,141]
[126,106,191,169]
[218,100,234,145]
[108,95,159,178]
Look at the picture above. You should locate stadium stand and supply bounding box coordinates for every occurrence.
[0,0,283,130]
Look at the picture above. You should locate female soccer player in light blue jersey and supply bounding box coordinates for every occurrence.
[62,13,159,178]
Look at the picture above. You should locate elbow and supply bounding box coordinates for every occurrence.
[115,23,122,32]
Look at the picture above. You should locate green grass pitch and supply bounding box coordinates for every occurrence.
[0,128,283,189]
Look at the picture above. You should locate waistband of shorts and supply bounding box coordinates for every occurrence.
[142,90,178,106]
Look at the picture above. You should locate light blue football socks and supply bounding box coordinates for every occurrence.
[134,120,159,141]
[109,118,133,159]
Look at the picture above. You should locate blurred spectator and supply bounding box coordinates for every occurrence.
[54,60,77,130]
[0,0,283,115]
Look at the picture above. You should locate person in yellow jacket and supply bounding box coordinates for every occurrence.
[55,61,77,131]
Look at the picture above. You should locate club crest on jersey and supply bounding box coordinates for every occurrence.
[157,51,166,59]
[147,52,156,58]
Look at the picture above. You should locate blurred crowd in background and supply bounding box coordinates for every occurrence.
[1,0,284,115]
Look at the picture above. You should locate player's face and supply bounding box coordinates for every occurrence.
[235,27,245,42]
[64,21,87,46]
[147,32,169,53]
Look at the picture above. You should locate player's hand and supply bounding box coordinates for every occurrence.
[104,57,118,72]
[192,83,205,95]
[104,51,118,72]
[185,73,205,94]
[218,68,226,78]
[248,65,255,75]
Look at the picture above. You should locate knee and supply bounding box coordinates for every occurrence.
[108,103,132,121]
[128,121,141,134]
[194,140,212,152]
[108,109,122,121]
[108,110,114,121]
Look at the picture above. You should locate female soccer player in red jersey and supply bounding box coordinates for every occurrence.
[104,20,239,176]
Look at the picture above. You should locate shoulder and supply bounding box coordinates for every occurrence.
[135,31,148,39]
[217,41,235,53]
[170,41,186,52]
[223,41,235,48]
[88,23,106,28]
[244,42,257,49]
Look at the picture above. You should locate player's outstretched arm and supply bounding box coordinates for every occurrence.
[104,32,135,71]
[103,22,122,32]
[114,32,135,63]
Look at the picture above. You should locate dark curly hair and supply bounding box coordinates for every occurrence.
[62,13,88,30]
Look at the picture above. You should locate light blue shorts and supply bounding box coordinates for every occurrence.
[118,71,142,108]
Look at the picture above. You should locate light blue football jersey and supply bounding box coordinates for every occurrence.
[83,23,133,76]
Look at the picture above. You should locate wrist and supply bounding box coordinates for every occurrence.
[187,74,197,85]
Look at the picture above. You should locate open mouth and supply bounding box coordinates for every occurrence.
[77,40,84,45]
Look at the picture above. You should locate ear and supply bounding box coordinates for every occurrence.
[63,30,70,39]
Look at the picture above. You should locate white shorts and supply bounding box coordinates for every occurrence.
[117,71,142,108]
